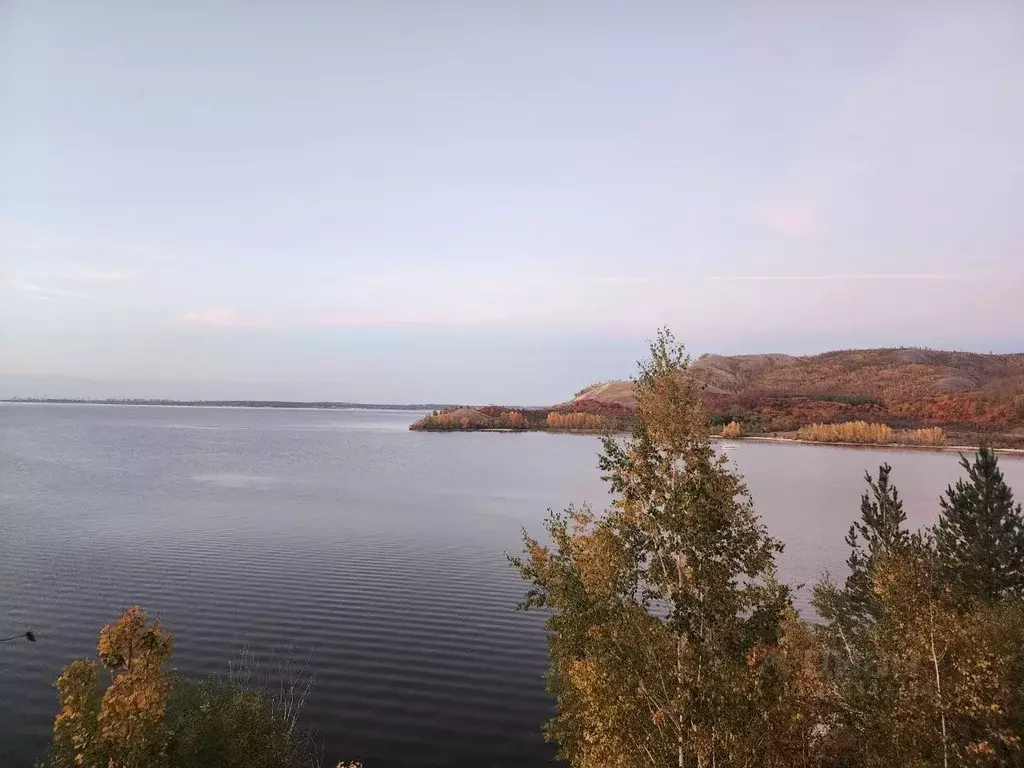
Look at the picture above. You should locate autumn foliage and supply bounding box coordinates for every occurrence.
[899,426,947,446]
[720,420,742,438]
[411,401,631,432]
[499,410,529,428]
[795,421,947,446]
[796,421,896,444]
[52,606,173,768]
[514,331,1024,768]
[45,607,342,768]
[546,411,606,431]
[583,349,1024,445]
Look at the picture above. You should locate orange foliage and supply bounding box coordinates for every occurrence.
[547,411,607,430]
[53,606,173,767]
[721,420,742,438]
[796,421,896,444]
[500,410,529,428]
[795,421,947,446]
[899,426,946,446]
[411,407,496,430]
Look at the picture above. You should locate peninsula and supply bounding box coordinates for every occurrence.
[410,348,1024,448]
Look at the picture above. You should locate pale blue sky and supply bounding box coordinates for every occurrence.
[2,2,1022,402]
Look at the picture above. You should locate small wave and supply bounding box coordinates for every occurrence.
[191,473,282,487]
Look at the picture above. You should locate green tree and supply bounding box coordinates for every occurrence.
[849,541,1024,767]
[814,463,1024,767]
[935,447,1024,602]
[812,466,913,764]
[815,463,911,659]
[511,329,796,768]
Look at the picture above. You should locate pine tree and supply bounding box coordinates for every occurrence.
[814,463,911,658]
[844,464,910,621]
[935,447,1024,602]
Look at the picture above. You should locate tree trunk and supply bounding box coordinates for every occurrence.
[928,600,948,768]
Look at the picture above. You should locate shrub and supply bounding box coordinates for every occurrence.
[796,421,895,444]
[499,410,529,429]
[546,411,606,430]
[796,421,947,446]
[721,420,743,438]
[807,393,880,405]
[162,675,320,768]
[411,408,496,430]
[44,607,333,768]
[899,426,946,446]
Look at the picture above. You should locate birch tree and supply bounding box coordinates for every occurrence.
[511,329,796,767]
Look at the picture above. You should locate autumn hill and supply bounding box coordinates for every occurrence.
[409,348,1024,447]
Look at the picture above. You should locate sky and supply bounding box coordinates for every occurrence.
[2,2,1022,403]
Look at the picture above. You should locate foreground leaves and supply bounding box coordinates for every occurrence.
[46,607,331,768]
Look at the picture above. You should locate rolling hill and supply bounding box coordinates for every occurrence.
[572,349,1024,443]
[412,348,1024,446]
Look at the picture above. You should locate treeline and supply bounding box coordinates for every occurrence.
[547,412,606,431]
[796,420,947,446]
[4,398,444,411]
[512,330,1024,768]
[703,388,1024,444]
[410,400,634,432]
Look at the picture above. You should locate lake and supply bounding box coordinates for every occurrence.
[2,404,1022,767]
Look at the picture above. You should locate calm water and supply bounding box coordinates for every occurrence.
[2,404,1022,767]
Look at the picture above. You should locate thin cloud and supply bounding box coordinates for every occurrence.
[9,280,90,299]
[591,276,654,284]
[317,313,446,327]
[707,273,958,282]
[182,307,250,327]
[67,268,129,282]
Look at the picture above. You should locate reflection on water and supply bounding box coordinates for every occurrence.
[2,404,1021,767]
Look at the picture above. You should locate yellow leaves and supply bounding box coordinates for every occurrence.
[525,538,550,570]
[499,410,529,428]
[98,665,170,746]
[53,660,102,766]
[795,421,947,445]
[566,657,599,696]
[573,530,623,598]
[721,420,743,438]
[97,605,172,672]
[901,426,946,445]
[547,411,607,430]
[797,421,895,444]
[569,505,596,533]
[637,371,709,451]
[53,607,173,766]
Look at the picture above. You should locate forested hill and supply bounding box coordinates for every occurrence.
[574,348,1024,440]
[413,348,1024,447]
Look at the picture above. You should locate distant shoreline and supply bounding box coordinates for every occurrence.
[0,398,443,412]
[7,399,1022,454]
[731,435,1024,455]
[407,425,1024,454]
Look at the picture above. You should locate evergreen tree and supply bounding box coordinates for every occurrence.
[850,540,1024,767]
[511,330,798,767]
[814,464,1024,766]
[935,447,1024,602]
[814,463,910,658]
[844,464,910,624]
